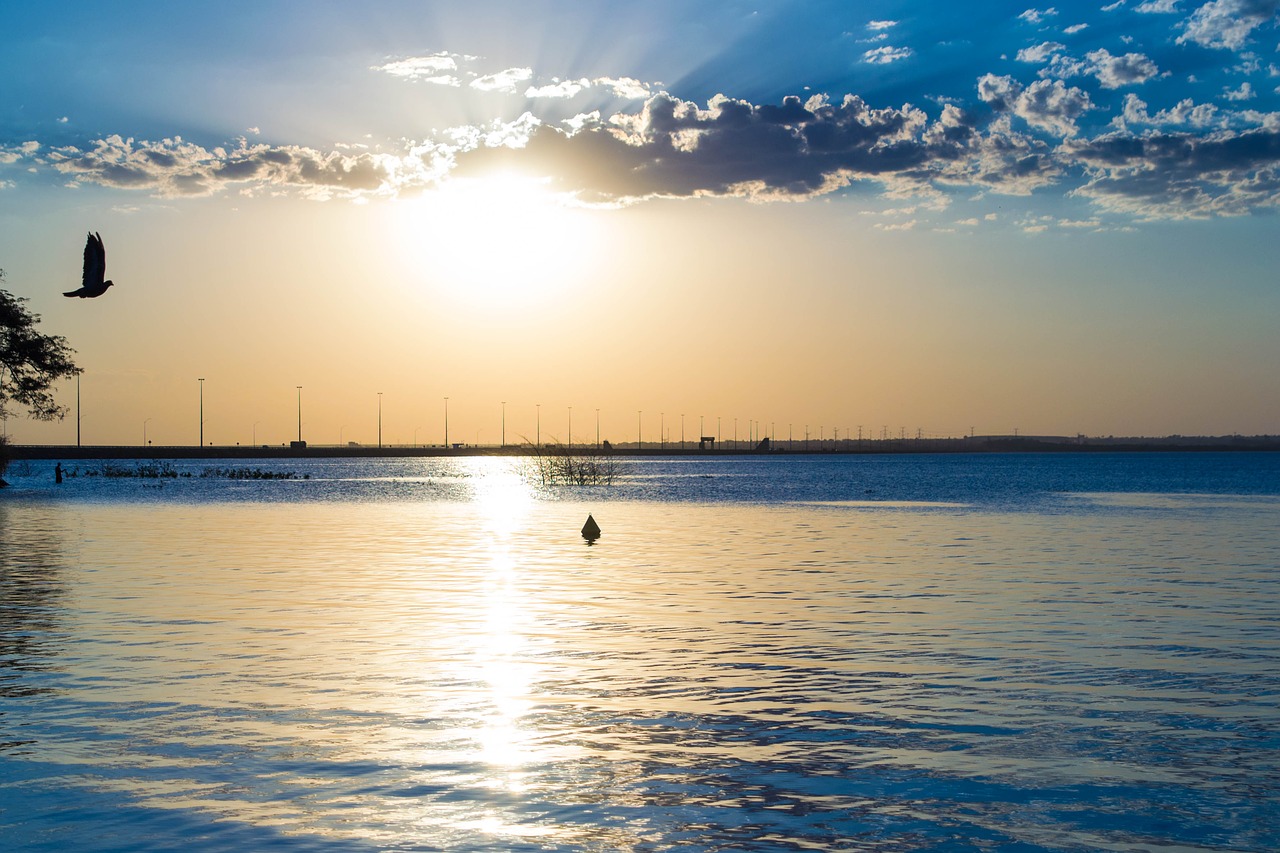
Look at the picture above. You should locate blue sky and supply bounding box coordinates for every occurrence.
[1,1,1279,444]
[6,0,1278,218]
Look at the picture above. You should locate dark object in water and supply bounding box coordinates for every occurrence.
[581,514,601,541]
[63,232,115,298]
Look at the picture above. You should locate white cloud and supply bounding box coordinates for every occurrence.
[1019,8,1059,24]
[978,74,1094,136]
[596,77,653,100]
[1043,48,1160,87]
[863,46,913,63]
[1084,48,1162,87]
[373,53,463,85]
[1017,41,1065,62]
[469,67,533,93]
[526,78,590,99]
[1137,0,1181,12]
[32,134,398,200]
[1224,80,1257,99]
[57,116,69,124]
[1064,23,1090,33]
[1121,93,1222,126]
[1178,0,1280,50]
[868,19,898,30]
[1103,1,1127,10]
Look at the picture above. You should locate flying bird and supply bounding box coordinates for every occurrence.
[63,232,114,298]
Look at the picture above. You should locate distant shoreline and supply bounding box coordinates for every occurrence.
[8,436,1280,461]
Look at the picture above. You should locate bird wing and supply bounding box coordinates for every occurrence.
[82,232,106,290]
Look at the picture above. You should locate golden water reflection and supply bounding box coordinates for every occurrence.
[3,489,1278,850]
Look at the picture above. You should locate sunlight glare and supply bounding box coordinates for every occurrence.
[392,174,606,308]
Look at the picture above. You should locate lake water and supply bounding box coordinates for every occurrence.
[2,453,1278,851]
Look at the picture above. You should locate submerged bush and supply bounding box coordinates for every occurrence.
[200,467,307,480]
[525,442,619,486]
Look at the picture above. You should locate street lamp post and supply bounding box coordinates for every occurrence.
[501,401,506,448]
[536,403,541,447]
[377,392,383,449]
[443,397,449,448]
[595,408,600,449]
[296,386,302,444]
[198,378,205,447]
[143,418,151,447]
[637,410,641,451]
[567,406,572,450]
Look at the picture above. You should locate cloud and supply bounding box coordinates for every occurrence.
[470,67,533,93]
[1017,42,1066,62]
[1137,0,1181,11]
[1063,124,1280,217]
[978,74,1094,136]
[868,20,898,30]
[447,92,1069,206]
[1019,8,1059,24]
[1079,48,1161,88]
[373,52,465,86]
[1121,93,1222,126]
[31,135,398,199]
[597,77,653,100]
[1224,81,1257,99]
[1064,23,1090,33]
[5,61,1278,224]
[1177,0,1280,49]
[1022,44,1160,88]
[526,78,591,99]
[863,46,913,63]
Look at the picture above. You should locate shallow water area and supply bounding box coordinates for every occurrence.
[2,453,1279,851]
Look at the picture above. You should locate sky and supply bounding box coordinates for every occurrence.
[2,0,1279,447]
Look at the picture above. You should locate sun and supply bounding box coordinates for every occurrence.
[390,173,606,308]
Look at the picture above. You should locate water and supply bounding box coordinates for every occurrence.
[2,453,1278,851]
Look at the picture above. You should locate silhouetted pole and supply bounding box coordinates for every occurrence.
[198,377,205,447]
[568,406,572,450]
[377,392,383,449]
[637,410,641,451]
[595,408,600,449]
[661,412,665,451]
[501,401,506,448]
[296,386,302,443]
[143,418,150,447]
[681,414,684,450]
[536,403,540,446]
[444,397,449,448]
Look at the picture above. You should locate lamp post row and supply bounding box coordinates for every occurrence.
[180,379,796,449]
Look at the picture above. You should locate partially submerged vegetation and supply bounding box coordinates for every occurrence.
[525,442,620,486]
[55,463,308,480]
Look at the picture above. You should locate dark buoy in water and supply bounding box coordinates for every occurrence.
[581,514,601,542]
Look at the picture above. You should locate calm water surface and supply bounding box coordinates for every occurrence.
[1,454,1278,851]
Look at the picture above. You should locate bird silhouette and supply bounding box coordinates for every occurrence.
[63,232,114,298]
